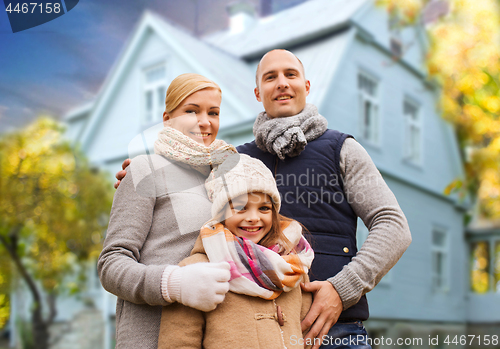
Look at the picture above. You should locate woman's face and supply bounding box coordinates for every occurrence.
[163,88,221,146]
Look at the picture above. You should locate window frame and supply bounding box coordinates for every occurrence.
[403,97,423,165]
[357,71,380,146]
[431,227,449,293]
[142,62,168,125]
[468,234,500,294]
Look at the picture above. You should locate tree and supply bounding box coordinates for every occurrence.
[378,0,500,220]
[0,255,10,331]
[0,117,114,349]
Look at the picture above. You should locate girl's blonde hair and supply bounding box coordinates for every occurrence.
[165,73,221,113]
[257,200,296,253]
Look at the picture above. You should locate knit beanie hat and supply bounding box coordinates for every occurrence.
[205,154,281,219]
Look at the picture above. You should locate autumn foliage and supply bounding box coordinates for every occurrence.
[379,0,500,219]
[0,117,113,347]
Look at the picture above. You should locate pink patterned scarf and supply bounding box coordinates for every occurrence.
[200,219,314,300]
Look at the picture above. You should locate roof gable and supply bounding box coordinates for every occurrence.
[78,11,261,151]
[291,28,355,109]
[351,3,430,78]
[204,0,368,58]
[148,13,261,120]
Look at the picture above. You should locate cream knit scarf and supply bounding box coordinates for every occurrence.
[154,127,237,176]
[253,103,328,160]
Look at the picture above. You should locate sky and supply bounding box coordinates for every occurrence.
[0,0,264,132]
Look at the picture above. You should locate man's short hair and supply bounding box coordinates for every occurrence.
[255,49,306,87]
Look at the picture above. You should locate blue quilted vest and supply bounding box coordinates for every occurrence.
[237,129,369,321]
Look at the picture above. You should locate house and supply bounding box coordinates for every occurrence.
[11,0,499,348]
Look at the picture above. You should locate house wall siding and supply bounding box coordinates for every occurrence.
[321,36,462,197]
[367,176,466,322]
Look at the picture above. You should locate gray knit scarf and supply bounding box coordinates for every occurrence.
[253,104,328,160]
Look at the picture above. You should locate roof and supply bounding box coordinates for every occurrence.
[65,100,94,121]
[149,12,261,121]
[292,28,354,108]
[204,0,368,58]
[68,0,370,149]
[77,11,263,150]
[467,217,500,234]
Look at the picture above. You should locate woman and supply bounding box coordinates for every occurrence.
[98,73,237,348]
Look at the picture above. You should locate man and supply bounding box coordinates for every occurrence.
[115,49,411,349]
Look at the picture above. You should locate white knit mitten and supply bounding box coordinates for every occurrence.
[161,262,230,312]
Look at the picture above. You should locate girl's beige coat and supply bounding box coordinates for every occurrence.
[158,236,313,349]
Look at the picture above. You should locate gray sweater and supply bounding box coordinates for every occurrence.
[331,138,411,309]
[97,154,212,348]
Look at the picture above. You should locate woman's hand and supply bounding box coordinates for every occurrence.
[114,158,131,189]
[165,262,231,312]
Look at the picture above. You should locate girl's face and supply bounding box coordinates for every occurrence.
[163,88,221,146]
[224,192,273,244]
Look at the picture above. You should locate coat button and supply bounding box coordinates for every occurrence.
[276,305,284,326]
[343,247,349,253]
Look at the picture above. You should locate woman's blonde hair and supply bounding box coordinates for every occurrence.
[165,73,221,113]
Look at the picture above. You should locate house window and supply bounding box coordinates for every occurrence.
[470,241,490,293]
[143,64,167,123]
[358,72,379,144]
[431,229,448,292]
[404,99,421,164]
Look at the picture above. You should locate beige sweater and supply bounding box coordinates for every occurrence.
[98,155,213,348]
[158,237,313,349]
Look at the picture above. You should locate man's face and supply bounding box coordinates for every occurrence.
[254,50,310,118]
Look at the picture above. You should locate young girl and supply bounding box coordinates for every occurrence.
[158,154,314,349]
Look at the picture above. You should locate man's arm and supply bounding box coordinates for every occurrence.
[302,138,411,347]
[329,137,412,308]
[114,158,130,189]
